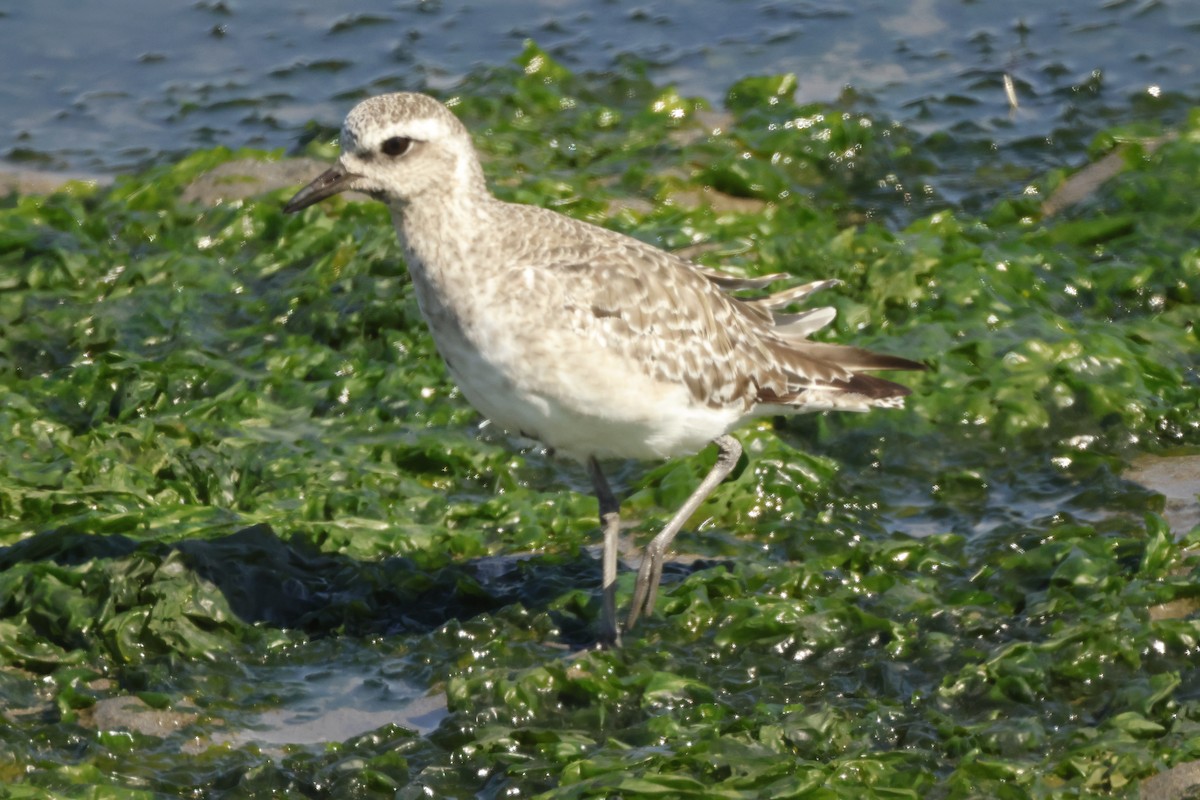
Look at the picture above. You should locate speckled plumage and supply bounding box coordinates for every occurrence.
[285,92,924,644]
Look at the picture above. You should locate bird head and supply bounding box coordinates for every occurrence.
[284,92,484,213]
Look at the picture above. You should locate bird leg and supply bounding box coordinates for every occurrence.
[586,456,622,648]
[625,435,742,632]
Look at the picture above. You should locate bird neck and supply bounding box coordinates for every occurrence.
[389,188,497,277]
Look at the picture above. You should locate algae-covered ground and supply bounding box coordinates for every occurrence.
[2,47,1199,798]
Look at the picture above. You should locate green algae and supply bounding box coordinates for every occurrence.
[1,44,1199,798]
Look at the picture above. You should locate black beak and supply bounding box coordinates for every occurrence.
[283,164,358,213]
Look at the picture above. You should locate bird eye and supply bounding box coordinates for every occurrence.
[380,136,412,157]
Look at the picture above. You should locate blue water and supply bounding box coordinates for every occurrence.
[1,0,1197,172]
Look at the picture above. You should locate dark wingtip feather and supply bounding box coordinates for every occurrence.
[845,372,913,399]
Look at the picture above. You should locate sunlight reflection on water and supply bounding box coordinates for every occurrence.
[2,0,1196,172]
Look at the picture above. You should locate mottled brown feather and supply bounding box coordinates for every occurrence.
[487,203,922,413]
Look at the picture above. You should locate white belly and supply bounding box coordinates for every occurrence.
[400,230,740,461]
[437,326,740,461]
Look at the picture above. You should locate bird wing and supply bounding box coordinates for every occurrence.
[500,204,921,412]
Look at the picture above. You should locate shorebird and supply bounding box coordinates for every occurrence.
[285,92,923,645]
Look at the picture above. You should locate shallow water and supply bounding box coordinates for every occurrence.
[212,643,446,750]
[3,0,1197,173]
